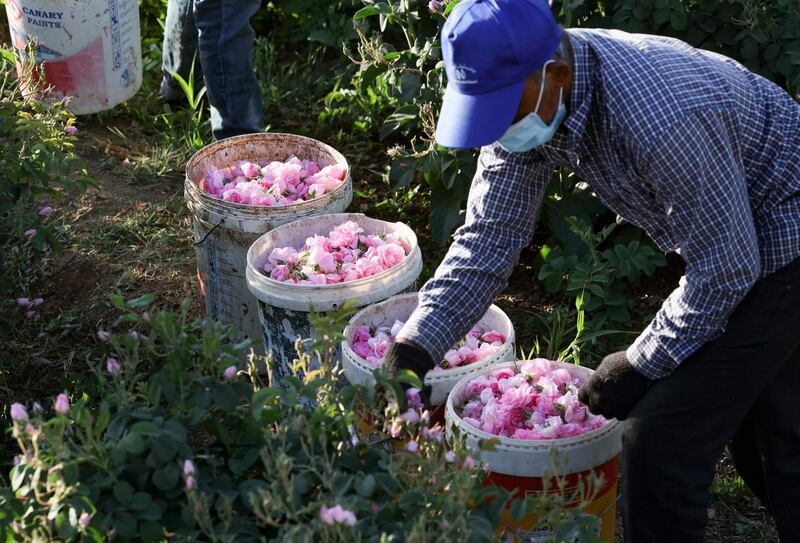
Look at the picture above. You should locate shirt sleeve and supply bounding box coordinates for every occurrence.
[397,143,552,363]
[627,111,761,379]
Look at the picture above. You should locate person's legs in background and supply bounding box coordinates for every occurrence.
[193,0,262,140]
[161,0,202,102]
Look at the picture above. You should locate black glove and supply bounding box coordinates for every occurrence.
[578,351,652,421]
[382,340,434,409]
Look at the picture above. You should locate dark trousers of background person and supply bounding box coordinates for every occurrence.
[623,256,800,542]
[161,0,263,141]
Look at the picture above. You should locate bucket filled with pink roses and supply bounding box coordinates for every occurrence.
[341,293,515,418]
[246,213,423,384]
[445,360,623,542]
[185,133,353,354]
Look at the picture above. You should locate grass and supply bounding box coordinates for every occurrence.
[81,193,192,260]
[707,468,779,542]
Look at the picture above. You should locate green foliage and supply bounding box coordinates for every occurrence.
[0,46,93,313]
[538,217,666,328]
[165,56,209,152]
[338,0,477,245]
[0,292,601,542]
[554,0,800,93]
[263,0,361,48]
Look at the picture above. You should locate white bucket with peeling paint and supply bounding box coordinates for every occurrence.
[245,213,423,384]
[5,0,142,114]
[341,293,516,407]
[185,134,353,355]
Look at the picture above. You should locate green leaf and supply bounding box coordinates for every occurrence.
[353,6,379,19]
[653,7,670,26]
[356,474,376,498]
[149,435,177,463]
[130,421,160,436]
[213,383,239,412]
[114,512,138,538]
[399,73,422,102]
[240,479,270,511]
[429,180,465,246]
[122,432,146,455]
[54,510,77,540]
[152,463,179,491]
[110,294,126,310]
[740,38,759,61]
[113,481,135,504]
[126,293,154,308]
[588,284,605,299]
[251,388,280,420]
[138,520,163,543]
[670,9,687,31]
[443,0,462,16]
[378,105,418,140]
[131,492,153,511]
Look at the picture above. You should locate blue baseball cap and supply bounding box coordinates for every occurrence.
[435,0,562,149]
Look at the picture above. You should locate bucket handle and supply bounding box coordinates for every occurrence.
[194,218,224,246]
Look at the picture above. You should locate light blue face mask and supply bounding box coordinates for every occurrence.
[497,60,566,153]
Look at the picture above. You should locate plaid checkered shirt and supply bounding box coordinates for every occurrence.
[397,28,800,379]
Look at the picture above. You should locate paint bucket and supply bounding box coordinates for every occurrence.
[6,0,142,114]
[445,360,623,542]
[246,213,422,383]
[185,133,353,354]
[341,292,515,424]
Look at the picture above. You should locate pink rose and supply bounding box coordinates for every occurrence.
[376,242,406,269]
[308,246,337,273]
[481,331,505,344]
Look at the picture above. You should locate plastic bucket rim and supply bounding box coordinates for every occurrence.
[184,133,351,213]
[246,213,420,292]
[445,360,621,448]
[340,293,516,383]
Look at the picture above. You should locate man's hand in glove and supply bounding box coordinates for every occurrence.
[382,340,434,409]
[578,351,653,421]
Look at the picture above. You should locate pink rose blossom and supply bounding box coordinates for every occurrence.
[54,393,70,415]
[106,358,120,375]
[200,157,345,207]
[264,221,407,285]
[350,319,505,371]
[320,505,357,526]
[10,403,28,421]
[456,361,608,440]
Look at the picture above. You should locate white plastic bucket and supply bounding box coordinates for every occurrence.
[246,213,422,384]
[6,0,142,114]
[186,133,353,354]
[341,293,516,407]
[445,360,623,542]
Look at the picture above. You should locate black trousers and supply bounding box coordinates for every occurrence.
[623,256,800,543]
